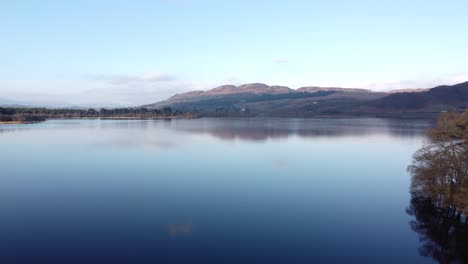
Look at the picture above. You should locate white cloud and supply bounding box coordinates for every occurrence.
[4,71,468,108]
[77,80,195,106]
[0,72,194,107]
[450,74,468,84]
[87,72,175,85]
[78,71,196,105]
[272,58,289,64]
[345,73,468,91]
[141,72,175,82]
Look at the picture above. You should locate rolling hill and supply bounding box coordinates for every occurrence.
[144,81,468,117]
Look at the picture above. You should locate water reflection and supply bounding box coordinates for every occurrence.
[0,117,432,263]
[169,118,431,141]
[0,118,431,145]
[407,194,468,263]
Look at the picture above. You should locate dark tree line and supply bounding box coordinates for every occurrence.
[99,107,179,117]
[0,107,196,123]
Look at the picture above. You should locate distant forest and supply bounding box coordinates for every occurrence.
[0,107,196,123]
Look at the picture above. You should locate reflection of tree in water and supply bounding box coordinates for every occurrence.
[407,194,468,263]
[407,111,468,264]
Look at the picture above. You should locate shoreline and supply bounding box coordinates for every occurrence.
[0,120,44,125]
[0,116,195,125]
[0,115,436,126]
[0,121,23,125]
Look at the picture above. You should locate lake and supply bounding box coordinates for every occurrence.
[0,118,436,263]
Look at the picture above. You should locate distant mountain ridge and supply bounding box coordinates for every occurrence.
[144,81,468,117]
[297,87,372,93]
[0,98,32,107]
[157,83,296,104]
[148,83,380,107]
[368,82,468,110]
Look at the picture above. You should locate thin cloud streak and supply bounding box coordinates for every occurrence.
[87,72,176,85]
[360,73,468,91]
[272,58,289,64]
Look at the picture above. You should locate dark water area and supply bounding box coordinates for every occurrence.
[0,118,440,263]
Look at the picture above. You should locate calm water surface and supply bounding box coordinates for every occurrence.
[0,118,435,263]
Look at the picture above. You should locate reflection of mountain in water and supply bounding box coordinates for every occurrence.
[169,118,431,141]
[0,118,432,147]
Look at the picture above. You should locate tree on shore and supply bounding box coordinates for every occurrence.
[0,107,196,123]
[408,111,468,213]
[407,111,468,263]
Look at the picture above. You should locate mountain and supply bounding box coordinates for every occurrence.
[0,98,120,109]
[0,98,28,107]
[364,81,468,112]
[206,83,295,95]
[149,83,295,107]
[0,98,72,108]
[145,83,382,108]
[144,81,468,117]
[388,88,429,93]
[297,87,371,93]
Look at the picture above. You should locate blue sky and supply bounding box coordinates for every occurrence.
[1,0,468,106]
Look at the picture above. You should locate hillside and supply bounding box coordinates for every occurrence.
[144,81,468,117]
[363,81,468,113]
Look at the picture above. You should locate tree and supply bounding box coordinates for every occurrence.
[407,111,468,263]
[408,111,468,213]
[0,108,16,115]
[162,107,173,116]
